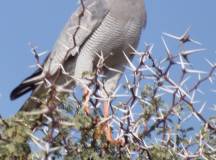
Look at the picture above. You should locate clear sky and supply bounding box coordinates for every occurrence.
[0,0,216,117]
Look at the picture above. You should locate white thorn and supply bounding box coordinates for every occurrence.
[123,51,136,71]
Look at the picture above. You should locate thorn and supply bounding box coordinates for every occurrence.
[185,69,207,74]
[23,108,49,116]
[198,102,207,114]
[161,36,172,59]
[123,51,136,71]
[104,65,123,73]
[128,44,142,55]
[163,27,202,45]
[179,55,186,70]
[205,58,215,67]
[44,78,52,88]
[59,64,69,75]
[181,48,206,57]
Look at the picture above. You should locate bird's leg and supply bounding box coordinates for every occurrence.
[103,100,123,145]
[103,100,114,142]
[103,100,110,118]
[82,88,90,115]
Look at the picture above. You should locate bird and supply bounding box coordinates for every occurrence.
[10,0,147,144]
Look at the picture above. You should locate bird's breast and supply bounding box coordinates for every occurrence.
[81,13,143,59]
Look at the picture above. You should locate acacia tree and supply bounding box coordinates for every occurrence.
[0,2,216,160]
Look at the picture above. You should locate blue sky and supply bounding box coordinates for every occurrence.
[0,0,216,117]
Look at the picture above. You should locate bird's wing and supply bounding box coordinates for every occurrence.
[43,0,110,75]
[10,0,110,100]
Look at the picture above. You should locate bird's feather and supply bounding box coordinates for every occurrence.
[10,0,110,101]
[10,68,43,100]
[42,0,110,76]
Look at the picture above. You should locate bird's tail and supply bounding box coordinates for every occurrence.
[10,68,45,111]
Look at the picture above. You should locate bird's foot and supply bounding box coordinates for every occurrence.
[103,124,124,145]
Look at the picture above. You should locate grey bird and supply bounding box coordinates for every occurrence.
[10,0,147,116]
